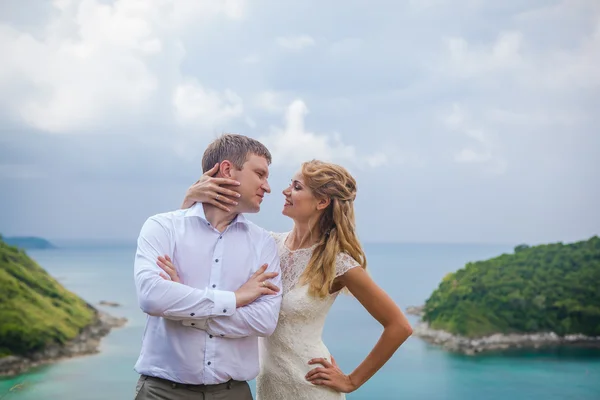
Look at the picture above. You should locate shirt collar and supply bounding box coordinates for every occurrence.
[186,203,249,226]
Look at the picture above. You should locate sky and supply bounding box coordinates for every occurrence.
[0,0,598,244]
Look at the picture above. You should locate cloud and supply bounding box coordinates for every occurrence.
[259,99,388,169]
[0,0,598,244]
[275,35,315,51]
[429,2,599,177]
[0,0,247,134]
[254,91,288,114]
[437,14,600,90]
[441,31,524,78]
[443,104,507,175]
[173,80,244,128]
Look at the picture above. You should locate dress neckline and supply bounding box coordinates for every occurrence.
[282,232,318,253]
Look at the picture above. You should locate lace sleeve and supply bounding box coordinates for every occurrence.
[335,252,361,277]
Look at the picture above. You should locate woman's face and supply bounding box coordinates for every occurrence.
[281,171,322,222]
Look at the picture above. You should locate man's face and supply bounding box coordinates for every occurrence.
[229,154,271,213]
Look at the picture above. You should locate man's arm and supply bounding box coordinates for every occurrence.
[198,235,282,338]
[134,215,236,320]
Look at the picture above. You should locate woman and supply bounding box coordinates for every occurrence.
[159,160,413,399]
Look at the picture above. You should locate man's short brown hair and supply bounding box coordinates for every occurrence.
[202,134,272,173]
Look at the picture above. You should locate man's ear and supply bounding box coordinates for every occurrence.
[219,160,234,178]
[316,197,331,211]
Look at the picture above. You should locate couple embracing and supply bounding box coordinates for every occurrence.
[132,134,413,399]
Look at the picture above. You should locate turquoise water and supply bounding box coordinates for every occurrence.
[1,242,599,399]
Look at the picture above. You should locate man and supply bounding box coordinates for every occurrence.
[133,134,283,399]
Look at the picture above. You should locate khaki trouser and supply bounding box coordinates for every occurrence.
[134,375,253,400]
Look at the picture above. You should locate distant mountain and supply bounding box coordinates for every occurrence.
[3,236,56,249]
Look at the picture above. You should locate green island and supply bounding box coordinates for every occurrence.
[0,235,126,376]
[413,236,600,354]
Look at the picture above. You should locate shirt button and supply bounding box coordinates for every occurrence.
[191,323,195,326]
[207,362,211,365]
[212,284,216,288]
[209,335,213,338]
[190,313,195,316]
[220,334,224,337]
[219,236,222,239]
[215,259,219,263]
[223,309,227,313]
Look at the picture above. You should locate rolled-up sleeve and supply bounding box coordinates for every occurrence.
[134,216,236,320]
[203,235,282,338]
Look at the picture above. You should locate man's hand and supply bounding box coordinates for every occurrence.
[234,264,280,308]
[157,256,280,307]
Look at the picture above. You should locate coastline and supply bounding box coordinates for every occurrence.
[0,311,127,377]
[406,306,600,355]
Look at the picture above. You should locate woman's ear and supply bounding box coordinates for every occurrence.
[316,197,331,211]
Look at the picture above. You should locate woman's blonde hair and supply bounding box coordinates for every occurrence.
[298,160,367,298]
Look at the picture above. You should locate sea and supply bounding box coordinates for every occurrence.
[1,241,599,400]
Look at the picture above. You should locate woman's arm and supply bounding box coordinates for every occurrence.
[306,267,413,393]
[181,163,241,211]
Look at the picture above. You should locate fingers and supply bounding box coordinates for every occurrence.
[213,190,239,205]
[157,256,179,282]
[258,272,279,282]
[306,367,331,386]
[250,264,268,279]
[308,358,333,369]
[305,367,326,379]
[307,373,330,381]
[210,199,231,212]
[204,163,220,177]
[307,373,330,382]
[211,178,241,188]
[262,281,281,293]
[157,256,174,270]
[157,257,173,273]
[330,355,338,367]
[201,163,240,187]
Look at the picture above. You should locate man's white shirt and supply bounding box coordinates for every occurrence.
[133,203,282,384]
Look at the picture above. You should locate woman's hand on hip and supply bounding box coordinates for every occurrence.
[306,355,357,393]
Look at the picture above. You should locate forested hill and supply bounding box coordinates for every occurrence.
[0,237,95,357]
[422,236,600,338]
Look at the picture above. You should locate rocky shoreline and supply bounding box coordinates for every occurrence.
[406,306,600,355]
[0,311,127,377]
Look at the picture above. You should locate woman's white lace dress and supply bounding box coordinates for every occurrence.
[256,232,360,400]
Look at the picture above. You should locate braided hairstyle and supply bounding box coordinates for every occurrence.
[298,160,367,298]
